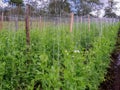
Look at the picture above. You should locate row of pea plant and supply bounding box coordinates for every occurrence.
[0,22,119,90]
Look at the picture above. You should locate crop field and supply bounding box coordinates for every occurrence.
[0,17,119,90]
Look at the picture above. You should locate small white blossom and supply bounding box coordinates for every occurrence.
[74,50,80,53]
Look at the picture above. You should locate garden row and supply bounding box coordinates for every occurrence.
[0,23,119,90]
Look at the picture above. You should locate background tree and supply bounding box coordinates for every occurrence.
[104,0,118,17]
[82,0,101,15]
[22,0,49,16]
[10,0,23,5]
[9,0,23,17]
[68,0,101,15]
[48,0,70,15]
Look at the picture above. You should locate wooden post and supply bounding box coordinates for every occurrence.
[2,12,3,27]
[25,4,30,46]
[70,13,74,32]
[81,16,82,24]
[88,14,90,31]
[0,15,1,30]
[39,16,42,31]
[15,16,18,31]
[29,6,33,30]
[37,17,39,30]
[0,12,4,30]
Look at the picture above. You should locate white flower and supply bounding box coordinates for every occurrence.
[74,50,80,53]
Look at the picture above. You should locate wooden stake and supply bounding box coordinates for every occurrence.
[88,14,90,31]
[70,13,74,32]
[2,12,3,24]
[0,12,4,30]
[81,16,82,24]
[39,16,42,31]
[25,4,30,46]
[0,15,1,30]
[15,16,18,31]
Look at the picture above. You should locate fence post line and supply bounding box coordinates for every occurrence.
[25,4,30,46]
[70,13,74,32]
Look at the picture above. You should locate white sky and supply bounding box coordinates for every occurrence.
[100,0,109,7]
[112,0,120,16]
[0,0,8,8]
[90,0,120,17]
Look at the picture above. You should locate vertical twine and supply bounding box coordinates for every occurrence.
[70,13,74,32]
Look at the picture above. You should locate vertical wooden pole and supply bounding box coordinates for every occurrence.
[29,6,32,30]
[15,16,18,31]
[70,13,74,32]
[81,16,82,24]
[39,16,42,31]
[0,15,1,30]
[37,17,39,30]
[0,12,4,30]
[9,14,11,31]
[2,12,3,28]
[88,14,90,31]
[25,4,30,46]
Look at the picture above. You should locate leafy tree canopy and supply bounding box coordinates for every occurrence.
[10,0,23,5]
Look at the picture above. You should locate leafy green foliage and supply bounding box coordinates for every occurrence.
[10,0,23,5]
[48,0,70,15]
[0,23,119,90]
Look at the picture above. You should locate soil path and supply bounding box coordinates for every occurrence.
[100,27,120,90]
